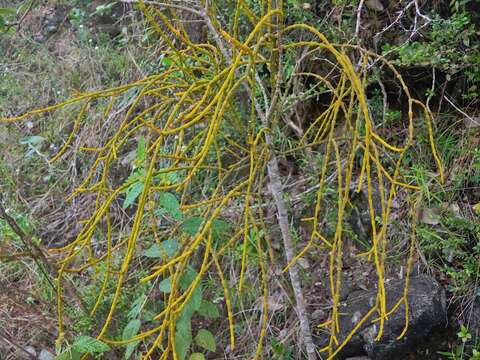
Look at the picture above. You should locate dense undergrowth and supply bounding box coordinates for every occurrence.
[1,1,479,359]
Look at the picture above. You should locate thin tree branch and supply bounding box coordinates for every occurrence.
[120,0,204,17]
[355,0,365,40]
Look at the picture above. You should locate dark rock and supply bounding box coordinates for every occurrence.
[88,1,125,37]
[315,275,447,359]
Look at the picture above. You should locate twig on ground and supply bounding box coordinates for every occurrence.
[444,95,480,127]
[0,333,36,360]
[0,194,87,313]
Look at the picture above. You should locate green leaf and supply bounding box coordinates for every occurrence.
[0,8,16,16]
[189,283,203,313]
[212,219,230,239]
[124,169,144,186]
[123,181,144,209]
[142,308,158,322]
[125,342,138,360]
[179,267,198,289]
[189,353,205,360]
[123,319,141,340]
[54,348,81,360]
[143,239,179,259]
[72,336,110,354]
[135,136,146,167]
[179,267,202,315]
[20,135,46,146]
[123,319,141,359]
[91,2,117,16]
[181,217,204,236]
[127,294,146,319]
[174,313,192,360]
[194,329,216,352]
[158,192,183,220]
[159,276,172,293]
[197,300,219,319]
[181,217,229,238]
[161,56,173,66]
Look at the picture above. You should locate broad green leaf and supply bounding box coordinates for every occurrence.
[54,349,81,360]
[179,267,198,289]
[181,217,204,236]
[178,287,202,320]
[194,329,216,352]
[142,308,158,322]
[54,348,81,360]
[72,336,110,354]
[0,8,16,16]
[127,294,146,319]
[160,267,203,299]
[143,239,179,259]
[181,217,229,238]
[159,192,182,220]
[125,342,138,360]
[189,353,205,360]
[123,319,141,360]
[122,319,141,340]
[124,170,143,186]
[123,181,144,209]
[174,313,192,360]
[159,276,172,293]
[212,219,230,239]
[179,267,202,315]
[20,135,46,146]
[197,300,219,319]
[189,283,203,313]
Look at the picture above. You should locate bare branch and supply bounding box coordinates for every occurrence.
[355,0,365,40]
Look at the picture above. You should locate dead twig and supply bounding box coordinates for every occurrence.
[0,194,87,314]
[0,333,36,360]
[355,0,365,40]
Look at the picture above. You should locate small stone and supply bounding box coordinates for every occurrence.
[365,0,384,11]
[464,116,480,128]
[39,349,55,360]
[46,25,58,33]
[420,207,441,225]
[24,346,36,357]
[297,257,310,269]
[312,308,325,320]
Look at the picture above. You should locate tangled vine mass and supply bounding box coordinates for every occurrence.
[0,1,444,359]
